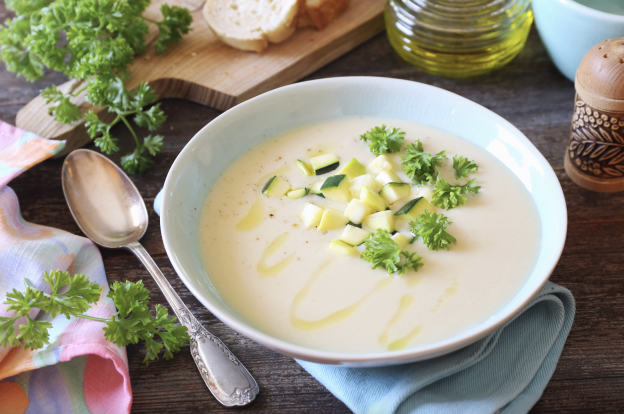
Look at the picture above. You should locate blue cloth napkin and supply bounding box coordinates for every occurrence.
[298,282,574,414]
[154,189,574,414]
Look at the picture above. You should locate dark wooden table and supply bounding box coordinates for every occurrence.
[3,8,624,412]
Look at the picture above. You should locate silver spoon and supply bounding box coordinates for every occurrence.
[61,149,259,406]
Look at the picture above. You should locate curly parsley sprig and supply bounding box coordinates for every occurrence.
[431,178,481,210]
[359,125,406,155]
[410,210,456,251]
[452,155,479,179]
[361,229,423,275]
[0,270,189,365]
[401,140,447,185]
[0,0,192,174]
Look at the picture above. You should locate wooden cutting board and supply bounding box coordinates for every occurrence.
[16,0,385,155]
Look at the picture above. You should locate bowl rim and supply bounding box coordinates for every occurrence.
[562,0,624,21]
[161,76,567,365]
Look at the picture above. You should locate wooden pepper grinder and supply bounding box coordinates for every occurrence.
[565,37,624,192]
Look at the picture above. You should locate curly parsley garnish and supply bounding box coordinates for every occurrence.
[431,178,481,210]
[360,229,423,275]
[0,0,192,174]
[410,210,456,251]
[0,270,189,365]
[401,140,447,185]
[359,125,406,155]
[453,155,479,179]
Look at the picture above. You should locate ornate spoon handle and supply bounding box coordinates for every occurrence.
[127,242,259,406]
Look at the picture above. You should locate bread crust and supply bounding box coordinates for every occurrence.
[296,0,314,28]
[305,0,350,30]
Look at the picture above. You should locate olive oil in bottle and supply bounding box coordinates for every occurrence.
[385,0,533,78]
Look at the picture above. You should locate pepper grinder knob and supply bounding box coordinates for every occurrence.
[565,37,624,192]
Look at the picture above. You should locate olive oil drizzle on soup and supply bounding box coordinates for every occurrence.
[198,118,541,353]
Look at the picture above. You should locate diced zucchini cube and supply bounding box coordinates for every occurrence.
[391,232,412,250]
[417,186,434,202]
[296,160,315,176]
[321,175,352,204]
[375,170,402,187]
[310,179,325,197]
[301,203,324,227]
[367,155,393,176]
[344,198,373,224]
[318,208,349,231]
[337,158,366,180]
[340,225,371,246]
[310,153,339,175]
[328,240,358,257]
[363,210,396,232]
[287,188,309,200]
[360,186,387,212]
[379,182,411,204]
[349,174,379,198]
[394,197,434,221]
[262,176,291,197]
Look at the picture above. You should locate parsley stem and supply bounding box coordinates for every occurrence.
[141,16,160,25]
[111,114,121,127]
[76,314,108,322]
[119,114,141,148]
[69,86,88,97]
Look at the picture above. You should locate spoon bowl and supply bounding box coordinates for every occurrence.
[62,149,148,248]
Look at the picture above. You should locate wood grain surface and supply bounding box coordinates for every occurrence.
[14,0,384,156]
[4,1,624,411]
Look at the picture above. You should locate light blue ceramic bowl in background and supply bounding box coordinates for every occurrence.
[533,0,624,82]
[160,77,567,367]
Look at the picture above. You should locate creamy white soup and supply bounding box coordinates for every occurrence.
[198,118,541,353]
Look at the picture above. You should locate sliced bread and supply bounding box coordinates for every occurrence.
[296,0,314,28]
[304,0,350,30]
[204,0,299,52]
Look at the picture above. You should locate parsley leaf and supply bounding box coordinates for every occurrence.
[149,304,189,362]
[42,270,101,318]
[361,229,423,275]
[410,210,457,251]
[0,0,193,174]
[431,178,481,210]
[143,135,165,156]
[121,147,154,175]
[14,317,53,350]
[0,287,51,349]
[85,111,120,155]
[154,4,193,54]
[453,155,479,179]
[41,85,83,124]
[359,125,405,155]
[105,280,190,364]
[134,104,166,131]
[401,140,447,185]
[0,271,189,364]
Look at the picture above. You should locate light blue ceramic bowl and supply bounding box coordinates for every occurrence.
[533,0,624,82]
[160,77,567,366]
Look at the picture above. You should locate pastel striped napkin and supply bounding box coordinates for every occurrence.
[0,122,132,413]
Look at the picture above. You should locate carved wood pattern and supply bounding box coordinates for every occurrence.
[568,98,624,178]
